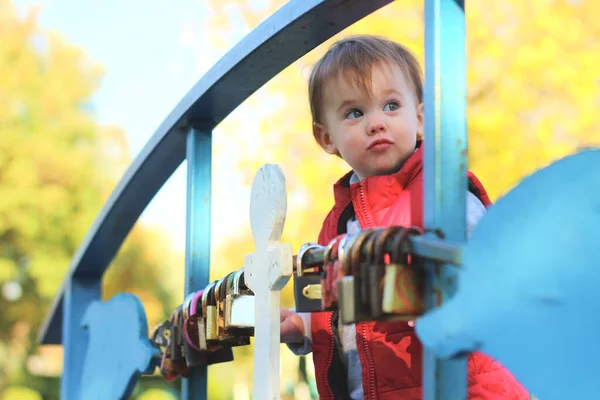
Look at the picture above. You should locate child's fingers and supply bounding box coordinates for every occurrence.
[280,310,304,343]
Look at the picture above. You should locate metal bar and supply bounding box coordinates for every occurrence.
[61,276,101,400]
[295,234,462,269]
[39,0,393,347]
[423,0,468,399]
[181,127,212,400]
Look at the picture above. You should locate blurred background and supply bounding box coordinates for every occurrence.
[1,0,599,398]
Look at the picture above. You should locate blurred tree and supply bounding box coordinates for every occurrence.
[204,0,600,397]
[0,0,181,397]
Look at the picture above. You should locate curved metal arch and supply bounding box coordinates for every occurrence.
[39,0,393,345]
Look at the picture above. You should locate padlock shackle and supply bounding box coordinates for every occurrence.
[390,227,422,263]
[346,228,378,276]
[189,290,204,318]
[374,227,404,263]
[201,281,217,316]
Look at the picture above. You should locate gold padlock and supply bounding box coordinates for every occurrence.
[206,305,219,341]
[382,262,424,317]
[197,318,208,350]
[214,276,227,334]
[201,281,220,341]
[381,227,424,319]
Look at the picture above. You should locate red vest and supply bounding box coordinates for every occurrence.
[311,145,528,399]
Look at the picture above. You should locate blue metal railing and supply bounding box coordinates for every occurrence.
[39,1,468,399]
[423,1,468,398]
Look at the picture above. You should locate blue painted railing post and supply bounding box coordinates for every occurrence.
[181,126,212,399]
[423,0,468,399]
[61,276,101,400]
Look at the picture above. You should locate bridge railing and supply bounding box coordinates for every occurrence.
[38,1,469,399]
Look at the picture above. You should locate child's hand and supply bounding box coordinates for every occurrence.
[280,308,305,344]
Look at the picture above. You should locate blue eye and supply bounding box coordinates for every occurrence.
[383,101,400,111]
[345,109,363,119]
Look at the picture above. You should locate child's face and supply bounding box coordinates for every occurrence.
[313,62,423,180]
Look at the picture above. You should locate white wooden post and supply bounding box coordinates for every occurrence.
[244,164,293,400]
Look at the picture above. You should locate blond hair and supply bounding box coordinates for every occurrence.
[308,35,423,125]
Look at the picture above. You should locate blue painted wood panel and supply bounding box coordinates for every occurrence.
[79,293,159,400]
[417,148,600,400]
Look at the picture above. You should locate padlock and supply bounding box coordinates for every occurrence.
[170,305,184,362]
[206,304,219,341]
[320,235,346,310]
[216,271,236,334]
[182,288,234,366]
[359,229,380,314]
[293,242,323,312]
[160,341,189,379]
[225,267,255,336]
[182,291,196,322]
[337,229,378,324]
[213,270,251,346]
[183,290,204,353]
[294,242,322,276]
[160,306,189,379]
[150,320,171,350]
[201,272,249,347]
[201,281,220,341]
[294,275,322,312]
[196,318,208,351]
[186,288,212,351]
[368,227,403,319]
[382,227,425,319]
[338,276,357,325]
[181,291,203,367]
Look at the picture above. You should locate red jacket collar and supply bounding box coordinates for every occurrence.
[332,142,424,208]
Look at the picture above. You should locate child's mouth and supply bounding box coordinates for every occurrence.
[368,139,393,152]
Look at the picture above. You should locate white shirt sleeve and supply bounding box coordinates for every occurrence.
[466,191,487,238]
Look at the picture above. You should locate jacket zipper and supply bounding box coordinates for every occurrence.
[333,200,352,236]
[325,312,335,398]
[358,182,374,228]
[361,322,378,399]
[326,200,352,399]
[358,183,377,398]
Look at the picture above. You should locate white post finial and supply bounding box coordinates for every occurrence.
[244,164,293,400]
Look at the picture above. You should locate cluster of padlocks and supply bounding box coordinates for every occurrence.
[151,268,254,379]
[150,225,427,380]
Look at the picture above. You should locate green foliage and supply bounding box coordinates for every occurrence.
[0,0,180,397]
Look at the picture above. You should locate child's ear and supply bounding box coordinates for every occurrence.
[313,122,339,155]
[416,102,424,140]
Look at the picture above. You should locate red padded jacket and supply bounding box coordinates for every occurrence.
[310,145,528,399]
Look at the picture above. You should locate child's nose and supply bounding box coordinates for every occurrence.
[368,120,386,135]
[369,121,385,135]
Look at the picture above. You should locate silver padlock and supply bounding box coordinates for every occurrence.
[225,267,255,335]
[337,229,379,324]
[337,276,357,325]
[337,233,358,325]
